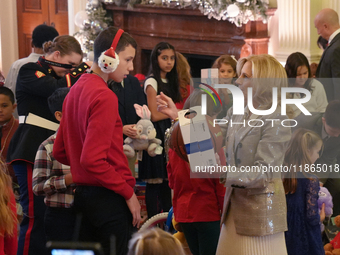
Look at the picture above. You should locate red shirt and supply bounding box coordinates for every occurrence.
[331,232,340,249]
[175,85,193,110]
[167,148,225,223]
[53,74,135,200]
[0,190,17,255]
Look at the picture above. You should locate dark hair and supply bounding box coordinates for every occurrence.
[324,100,340,129]
[48,87,70,114]
[148,42,181,103]
[32,24,59,48]
[317,36,328,50]
[93,27,137,63]
[43,35,82,56]
[0,87,15,104]
[285,52,312,91]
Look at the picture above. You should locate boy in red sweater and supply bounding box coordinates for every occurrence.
[53,27,141,255]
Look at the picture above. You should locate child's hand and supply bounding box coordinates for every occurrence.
[320,203,326,223]
[156,92,178,120]
[123,124,137,138]
[126,193,142,228]
[65,173,73,186]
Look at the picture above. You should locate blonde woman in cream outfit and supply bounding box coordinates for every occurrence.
[216,55,291,255]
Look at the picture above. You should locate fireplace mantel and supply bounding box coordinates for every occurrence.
[105,4,276,75]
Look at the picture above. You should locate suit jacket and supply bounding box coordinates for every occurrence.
[7,57,88,164]
[108,75,147,140]
[220,108,290,236]
[316,32,340,101]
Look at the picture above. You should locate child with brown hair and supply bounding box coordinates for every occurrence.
[53,27,141,255]
[283,128,325,255]
[211,54,237,118]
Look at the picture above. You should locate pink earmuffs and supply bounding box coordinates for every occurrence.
[98,29,124,73]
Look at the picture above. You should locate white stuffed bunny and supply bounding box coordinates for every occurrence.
[123,104,163,159]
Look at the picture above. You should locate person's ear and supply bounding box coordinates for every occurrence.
[12,103,17,112]
[324,23,329,30]
[52,51,61,61]
[54,111,62,122]
[322,117,326,126]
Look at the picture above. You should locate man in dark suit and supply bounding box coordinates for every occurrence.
[315,8,340,102]
[108,74,147,176]
[294,101,340,216]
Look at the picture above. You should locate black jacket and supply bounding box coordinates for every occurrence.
[7,56,88,163]
[108,74,147,140]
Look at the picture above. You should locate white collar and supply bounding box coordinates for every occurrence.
[328,28,340,44]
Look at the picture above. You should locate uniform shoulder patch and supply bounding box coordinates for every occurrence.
[35,71,46,78]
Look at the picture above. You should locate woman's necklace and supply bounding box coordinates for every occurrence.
[0,118,15,156]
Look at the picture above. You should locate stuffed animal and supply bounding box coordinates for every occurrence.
[172,218,192,255]
[123,104,163,158]
[325,215,340,255]
[319,186,333,232]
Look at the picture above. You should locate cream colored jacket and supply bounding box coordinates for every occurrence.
[220,107,291,236]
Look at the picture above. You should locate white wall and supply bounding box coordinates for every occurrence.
[68,0,88,36]
[0,0,18,76]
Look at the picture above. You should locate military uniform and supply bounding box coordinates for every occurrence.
[7,56,88,255]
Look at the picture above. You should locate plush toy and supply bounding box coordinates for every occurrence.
[123,104,163,158]
[172,218,192,255]
[325,215,340,255]
[319,186,333,232]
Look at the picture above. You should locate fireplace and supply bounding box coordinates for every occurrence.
[105,4,275,76]
[141,49,218,78]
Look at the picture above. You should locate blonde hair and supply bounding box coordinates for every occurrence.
[127,228,186,255]
[176,52,192,99]
[236,54,289,114]
[282,128,323,194]
[0,159,17,236]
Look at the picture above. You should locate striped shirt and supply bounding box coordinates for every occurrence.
[33,133,74,208]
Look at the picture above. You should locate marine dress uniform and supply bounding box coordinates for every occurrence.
[7,56,88,255]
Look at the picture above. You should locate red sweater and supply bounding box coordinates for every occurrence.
[53,74,135,200]
[0,190,17,255]
[167,148,225,223]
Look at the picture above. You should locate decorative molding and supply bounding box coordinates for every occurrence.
[275,0,320,63]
